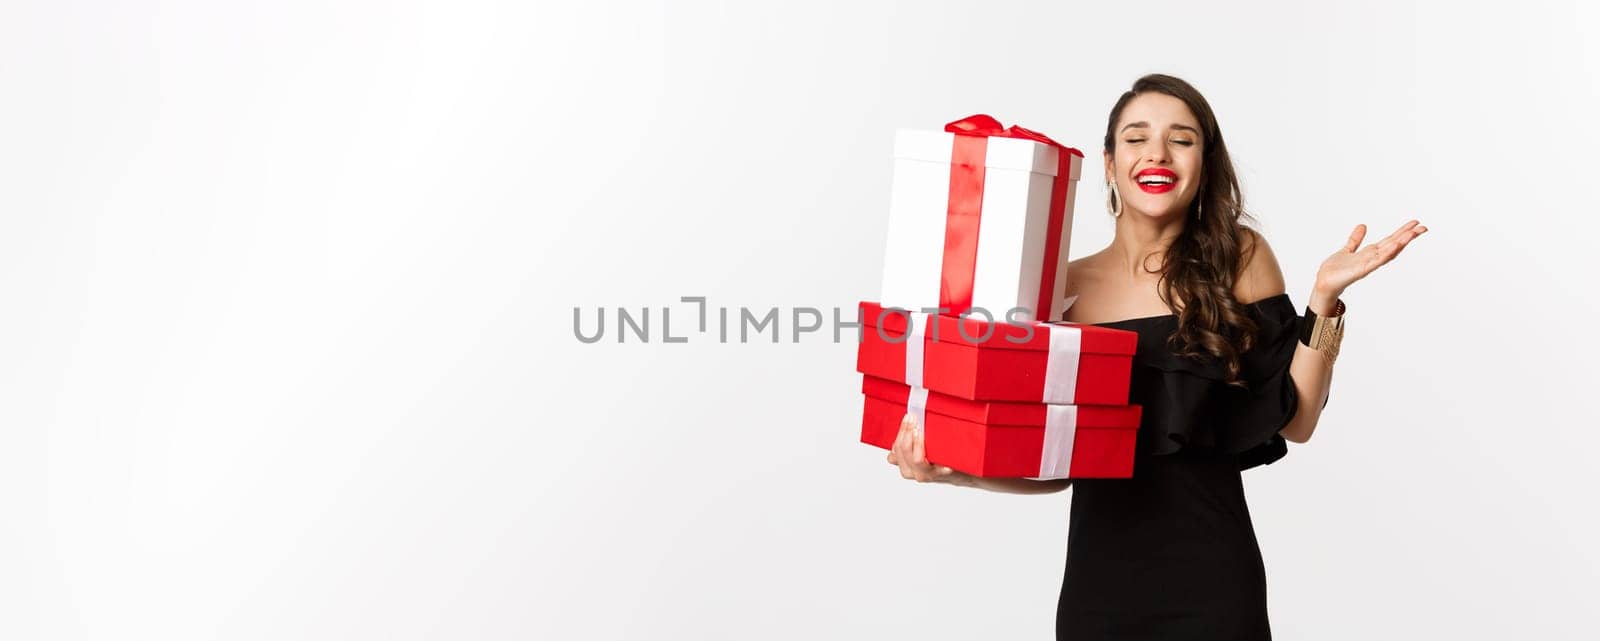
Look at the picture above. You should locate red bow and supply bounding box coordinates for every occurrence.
[944,114,1083,157]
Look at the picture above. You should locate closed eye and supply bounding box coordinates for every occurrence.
[1123,138,1194,146]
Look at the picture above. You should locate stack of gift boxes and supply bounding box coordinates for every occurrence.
[856,115,1145,479]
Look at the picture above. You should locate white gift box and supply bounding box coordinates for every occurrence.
[879,115,1084,323]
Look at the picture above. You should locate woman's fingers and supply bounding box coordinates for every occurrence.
[894,417,915,479]
[1376,220,1427,265]
[910,427,929,481]
[1394,222,1427,252]
[892,421,907,477]
[904,417,925,481]
[1325,219,1428,288]
[890,413,957,484]
[1384,219,1420,242]
[1343,224,1367,253]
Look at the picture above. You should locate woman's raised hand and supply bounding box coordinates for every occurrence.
[1316,219,1429,296]
[886,414,961,484]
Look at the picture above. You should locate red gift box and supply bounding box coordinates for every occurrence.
[856,301,1137,405]
[860,375,1142,479]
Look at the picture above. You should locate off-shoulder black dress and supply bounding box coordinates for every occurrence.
[1056,293,1321,641]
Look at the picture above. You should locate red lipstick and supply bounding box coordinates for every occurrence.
[1134,167,1177,194]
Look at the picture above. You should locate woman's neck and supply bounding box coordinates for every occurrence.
[1110,210,1187,280]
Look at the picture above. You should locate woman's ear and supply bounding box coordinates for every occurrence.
[1102,150,1115,183]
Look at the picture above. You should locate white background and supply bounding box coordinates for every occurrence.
[2,1,1597,639]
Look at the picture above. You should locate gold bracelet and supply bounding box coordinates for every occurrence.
[1300,299,1346,365]
[1307,311,1345,364]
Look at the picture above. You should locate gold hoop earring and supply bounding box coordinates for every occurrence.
[1107,179,1122,218]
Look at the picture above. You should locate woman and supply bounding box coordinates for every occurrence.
[886,74,1427,639]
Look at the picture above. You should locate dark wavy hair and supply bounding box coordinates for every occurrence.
[1103,73,1264,387]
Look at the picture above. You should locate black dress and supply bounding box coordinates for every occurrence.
[1056,293,1323,641]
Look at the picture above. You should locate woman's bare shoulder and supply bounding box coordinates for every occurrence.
[1236,227,1288,304]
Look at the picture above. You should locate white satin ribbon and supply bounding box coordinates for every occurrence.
[905,386,929,432]
[903,311,929,388]
[1040,324,1082,404]
[1027,404,1078,480]
[903,311,931,431]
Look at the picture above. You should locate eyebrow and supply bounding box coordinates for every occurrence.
[1120,121,1200,135]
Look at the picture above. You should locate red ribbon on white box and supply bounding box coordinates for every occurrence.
[899,310,1084,478]
[937,115,1082,321]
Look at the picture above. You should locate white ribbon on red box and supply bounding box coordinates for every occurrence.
[1041,324,1082,404]
[1043,293,1083,404]
[1031,325,1081,479]
[1029,405,1078,480]
[904,311,931,430]
[899,310,1083,479]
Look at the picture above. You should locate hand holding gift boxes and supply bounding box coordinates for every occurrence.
[858,304,1143,479]
[859,115,1144,480]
